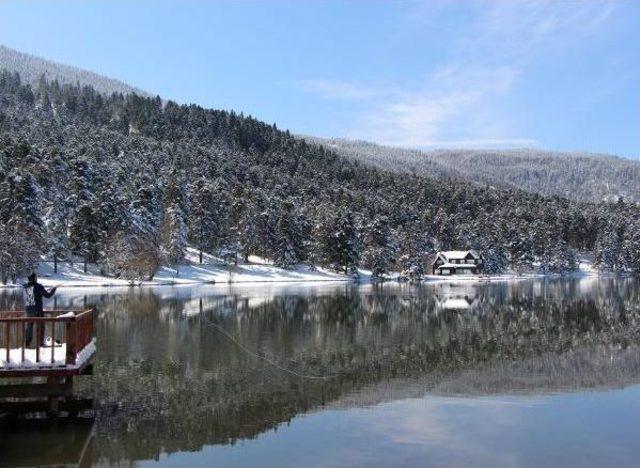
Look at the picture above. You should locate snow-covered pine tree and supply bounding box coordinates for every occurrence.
[45,200,70,273]
[163,205,187,265]
[362,216,398,278]
[432,209,455,251]
[505,223,534,274]
[397,217,431,281]
[69,203,100,272]
[161,166,188,266]
[273,199,309,268]
[622,221,640,274]
[312,207,360,274]
[129,180,163,276]
[188,177,219,263]
[236,193,272,262]
[0,169,44,282]
[595,221,625,272]
[460,216,508,274]
[548,239,578,273]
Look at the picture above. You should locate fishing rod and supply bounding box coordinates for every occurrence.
[200,314,342,381]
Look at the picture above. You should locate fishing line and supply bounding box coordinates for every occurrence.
[200,315,340,380]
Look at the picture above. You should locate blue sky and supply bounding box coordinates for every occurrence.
[1,0,638,157]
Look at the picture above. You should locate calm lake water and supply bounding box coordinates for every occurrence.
[1,277,640,467]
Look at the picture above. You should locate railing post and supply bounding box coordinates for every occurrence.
[4,322,9,364]
[66,318,77,365]
[21,321,25,364]
[35,321,40,363]
[50,319,55,364]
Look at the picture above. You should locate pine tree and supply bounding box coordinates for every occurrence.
[161,167,188,266]
[548,239,578,273]
[188,177,219,263]
[163,205,187,265]
[131,181,162,239]
[595,222,624,272]
[397,217,431,281]
[505,223,534,274]
[45,200,70,273]
[622,221,640,273]
[312,208,360,274]
[362,216,398,278]
[0,169,44,281]
[273,200,309,268]
[69,203,100,272]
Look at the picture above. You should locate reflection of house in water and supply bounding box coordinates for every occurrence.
[434,284,481,311]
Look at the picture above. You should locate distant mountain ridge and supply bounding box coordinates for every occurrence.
[307,137,640,203]
[0,45,150,97]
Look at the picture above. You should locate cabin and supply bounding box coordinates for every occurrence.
[431,250,483,275]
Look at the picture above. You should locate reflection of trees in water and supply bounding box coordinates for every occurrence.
[2,279,640,462]
[327,345,640,410]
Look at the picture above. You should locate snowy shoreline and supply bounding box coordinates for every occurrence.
[0,252,608,290]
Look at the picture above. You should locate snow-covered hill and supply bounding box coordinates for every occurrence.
[306,137,640,203]
[0,45,150,97]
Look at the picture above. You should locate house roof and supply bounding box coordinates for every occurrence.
[431,250,480,266]
[436,263,477,269]
[440,250,478,260]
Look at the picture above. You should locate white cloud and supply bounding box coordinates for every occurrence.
[357,65,522,147]
[294,0,621,149]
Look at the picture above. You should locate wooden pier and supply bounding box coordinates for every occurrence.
[0,309,96,417]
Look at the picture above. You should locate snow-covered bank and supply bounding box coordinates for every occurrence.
[0,259,350,289]
[0,250,605,289]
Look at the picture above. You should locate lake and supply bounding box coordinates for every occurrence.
[1,277,640,467]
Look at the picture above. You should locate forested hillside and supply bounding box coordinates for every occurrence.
[0,46,149,97]
[312,137,640,203]
[1,69,639,283]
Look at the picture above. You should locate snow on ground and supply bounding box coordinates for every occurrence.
[578,253,597,274]
[0,249,602,289]
[0,249,350,288]
[0,338,96,370]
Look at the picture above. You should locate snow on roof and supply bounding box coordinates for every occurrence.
[436,263,477,269]
[439,250,478,260]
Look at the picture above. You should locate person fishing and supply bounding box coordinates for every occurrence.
[23,272,57,347]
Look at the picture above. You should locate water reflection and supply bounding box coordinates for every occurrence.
[0,417,94,467]
[0,277,639,465]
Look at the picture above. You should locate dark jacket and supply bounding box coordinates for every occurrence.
[23,281,55,316]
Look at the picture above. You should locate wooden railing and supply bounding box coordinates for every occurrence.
[0,309,94,368]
